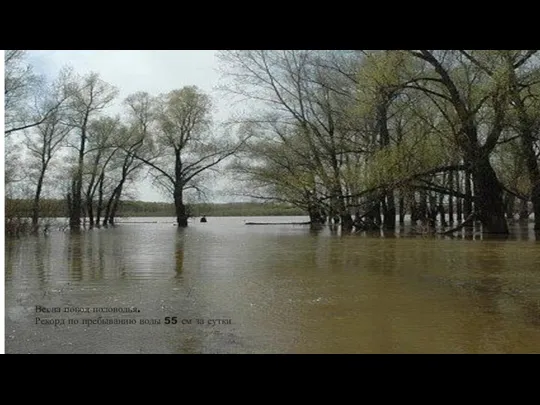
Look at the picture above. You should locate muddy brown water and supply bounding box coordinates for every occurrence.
[5,216,540,353]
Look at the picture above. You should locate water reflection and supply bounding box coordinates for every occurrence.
[67,233,83,281]
[5,239,16,281]
[175,229,185,277]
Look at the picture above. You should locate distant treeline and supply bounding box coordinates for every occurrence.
[5,199,307,218]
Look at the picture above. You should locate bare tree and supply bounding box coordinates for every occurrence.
[218,50,365,230]
[103,92,155,225]
[132,86,247,227]
[64,72,118,230]
[4,51,69,137]
[25,101,72,229]
[83,116,124,227]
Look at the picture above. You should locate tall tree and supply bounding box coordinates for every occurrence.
[405,50,509,234]
[133,86,246,227]
[84,116,123,227]
[24,82,72,229]
[64,72,118,230]
[218,50,364,230]
[104,92,153,225]
[501,50,540,230]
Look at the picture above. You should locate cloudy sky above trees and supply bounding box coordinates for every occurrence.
[24,50,236,202]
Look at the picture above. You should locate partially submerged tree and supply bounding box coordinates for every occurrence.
[229,121,327,225]
[391,50,510,234]
[103,91,153,226]
[83,116,124,227]
[64,71,118,231]
[24,88,72,229]
[218,50,365,231]
[498,50,540,230]
[133,86,248,227]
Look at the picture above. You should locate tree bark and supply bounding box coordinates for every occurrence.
[373,201,381,227]
[410,193,418,223]
[505,193,515,220]
[398,192,405,225]
[448,170,454,224]
[438,191,447,227]
[96,173,104,227]
[108,186,123,225]
[340,212,353,232]
[377,99,395,231]
[520,132,540,230]
[419,190,428,222]
[307,200,324,225]
[103,188,116,226]
[456,171,462,222]
[382,189,396,230]
[86,198,94,228]
[470,157,509,234]
[31,171,46,229]
[174,184,188,227]
[70,123,87,230]
[519,199,529,221]
[507,62,540,230]
[428,192,437,227]
[464,169,472,219]
[409,50,507,234]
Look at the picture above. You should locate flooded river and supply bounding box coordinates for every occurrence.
[5,216,540,353]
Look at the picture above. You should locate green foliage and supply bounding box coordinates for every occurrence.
[362,132,449,189]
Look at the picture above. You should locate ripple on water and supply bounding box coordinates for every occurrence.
[5,217,540,354]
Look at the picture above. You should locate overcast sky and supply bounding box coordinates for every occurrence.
[25,50,240,202]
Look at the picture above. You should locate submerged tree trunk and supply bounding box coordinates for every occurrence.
[410,193,418,224]
[519,199,529,221]
[505,193,515,220]
[96,173,105,226]
[70,122,87,231]
[470,157,509,234]
[67,192,73,222]
[438,191,447,227]
[398,192,405,225]
[103,189,116,226]
[86,198,94,228]
[104,160,132,226]
[428,192,437,227]
[419,190,428,223]
[340,212,353,232]
[109,189,122,225]
[382,189,396,230]
[174,183,188,227]
[448,170,454,224]
[456,170,463,222]
[70,179,82,230]
[31,172,46,230]
[464,169,472,220]
[373,201,381,227]
[308,203,324,226]
[530,184,540,231]
[520,134,540,230]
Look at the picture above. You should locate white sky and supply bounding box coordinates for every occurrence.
[24,50,240,202]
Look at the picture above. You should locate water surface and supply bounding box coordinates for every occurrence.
[5,216,540,353]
